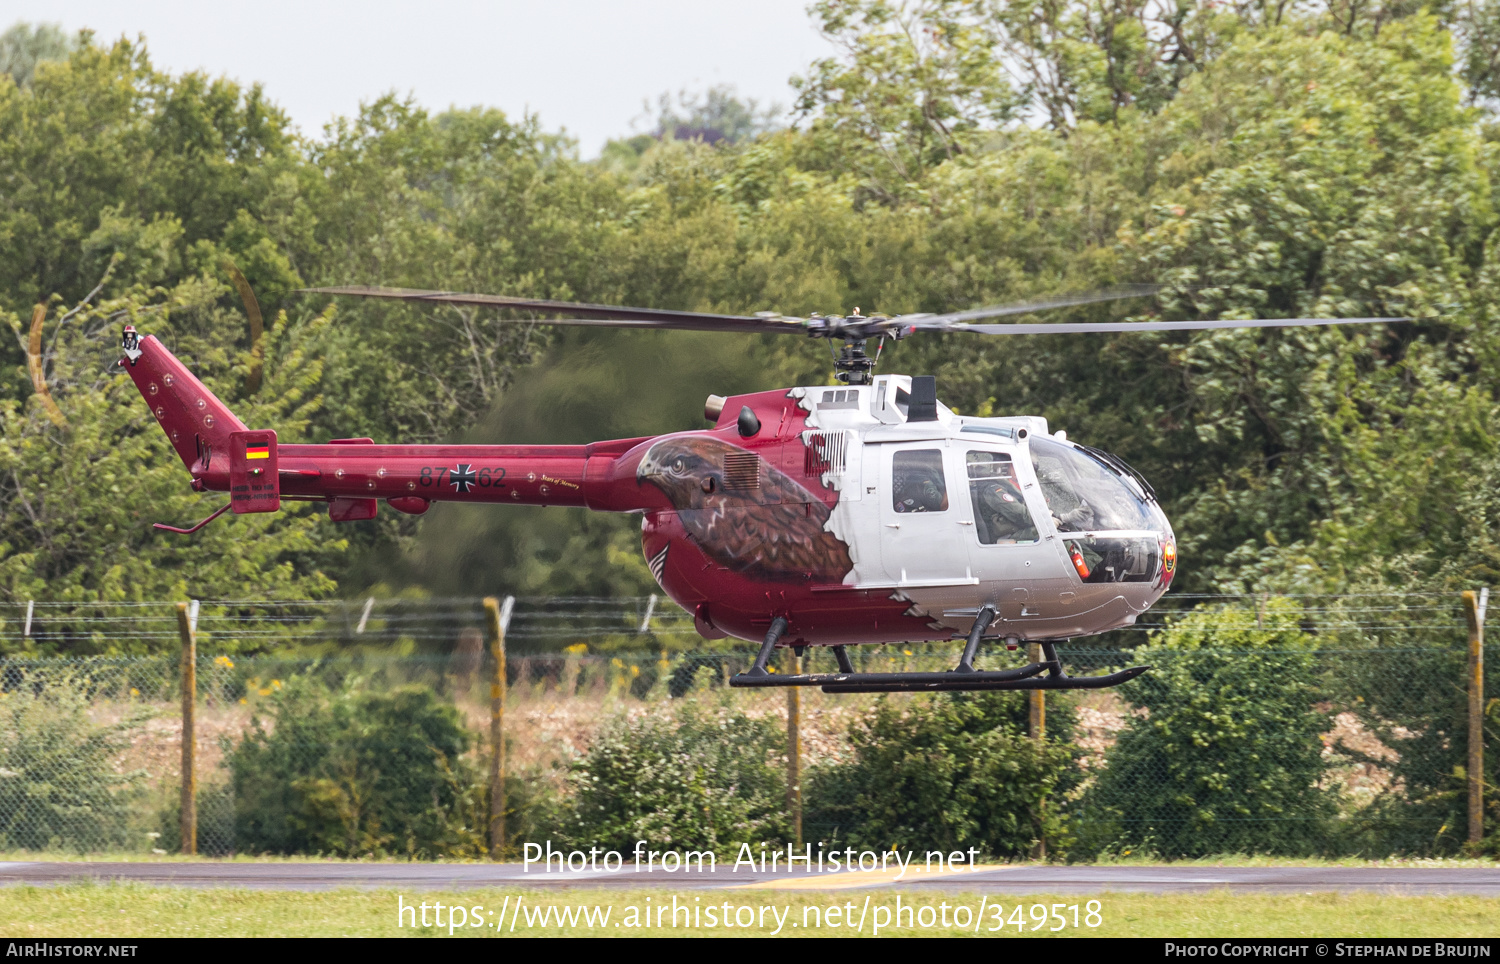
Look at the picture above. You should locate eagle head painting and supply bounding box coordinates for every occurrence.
[637,435,853,583]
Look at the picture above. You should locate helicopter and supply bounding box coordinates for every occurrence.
[118,284,1405,693]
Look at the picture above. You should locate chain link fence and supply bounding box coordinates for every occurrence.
[0,592,1491,859]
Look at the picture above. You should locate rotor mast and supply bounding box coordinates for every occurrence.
[833,340,875,384]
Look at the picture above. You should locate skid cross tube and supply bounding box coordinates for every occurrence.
[955,606,996,674]
[743,617,789,678]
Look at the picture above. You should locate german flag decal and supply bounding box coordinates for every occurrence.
[245,443,270,460]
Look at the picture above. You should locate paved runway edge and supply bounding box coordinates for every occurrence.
[0,863,1497,895]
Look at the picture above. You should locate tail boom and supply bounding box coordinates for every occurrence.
[271,438,650,511]
[121,328,663,519]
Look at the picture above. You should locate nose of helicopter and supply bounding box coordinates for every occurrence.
[1028,434,1176,592]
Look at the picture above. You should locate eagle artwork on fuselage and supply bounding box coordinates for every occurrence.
[636,435,854,583]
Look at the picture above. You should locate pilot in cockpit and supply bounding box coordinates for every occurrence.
[1054,498,1097,531]
[974,474,1037,542]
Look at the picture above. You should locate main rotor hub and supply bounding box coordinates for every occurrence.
[806,315,911,385]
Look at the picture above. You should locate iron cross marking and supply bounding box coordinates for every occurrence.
[449,463,478,493]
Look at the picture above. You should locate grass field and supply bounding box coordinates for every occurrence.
[0,885,1495,938]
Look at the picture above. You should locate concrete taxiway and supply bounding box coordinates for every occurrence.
[0,862,1495,895]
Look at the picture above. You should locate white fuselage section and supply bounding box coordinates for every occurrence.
[793,375,1175,641]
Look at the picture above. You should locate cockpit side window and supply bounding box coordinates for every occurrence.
[966,451,1037,544]
[1029,436,1157,532]
[892,450,948,513]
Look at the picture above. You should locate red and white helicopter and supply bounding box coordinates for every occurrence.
[120,285,1402,692]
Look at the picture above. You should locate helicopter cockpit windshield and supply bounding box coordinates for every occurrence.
[1029,435,1169,583]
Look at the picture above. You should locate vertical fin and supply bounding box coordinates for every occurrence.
[120,329,247,473]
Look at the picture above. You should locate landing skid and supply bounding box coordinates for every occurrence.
[728,610,1150,694]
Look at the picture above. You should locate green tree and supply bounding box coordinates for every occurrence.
[229,677,483,857]
[805,692,1079,858]
[0,33,305,354]
[0,279,341,647]
[599,85,782,176]
[301,97,625,444]
[559,706,789,853]
[794,0,1021,198]
[0,672,147,851]
[0,22,76,88]
[1081,600,1337,857]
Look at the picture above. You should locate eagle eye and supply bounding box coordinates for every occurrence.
[672,458,685,473]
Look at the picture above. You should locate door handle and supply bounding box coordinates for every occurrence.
[884,523,900,529]
[957,521,973,526]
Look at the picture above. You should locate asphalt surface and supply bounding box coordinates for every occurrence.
[0,862,1497,895]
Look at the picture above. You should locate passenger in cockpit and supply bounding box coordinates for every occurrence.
[894,467,947,513]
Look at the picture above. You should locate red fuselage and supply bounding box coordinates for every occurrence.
[123,333,931,646]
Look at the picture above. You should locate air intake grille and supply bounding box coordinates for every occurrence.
[723,452,761,490]
[803,431,848,476]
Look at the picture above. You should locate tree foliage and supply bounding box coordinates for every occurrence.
[0,22,76,89]
[806,692,1079,858]
[558,706,790,853]
[229,676,484,857]
[1,6,1498,636]
[1081,600,1338,857]
[0,672,147,851]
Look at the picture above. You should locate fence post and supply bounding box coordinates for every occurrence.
[786,649,803,850]
[486,596,514,860]
[177,601,197,856]
[1027,642,1045,741]
[1465,589,1488,846]
[1027,641,1046,860]
[639,594,657,634]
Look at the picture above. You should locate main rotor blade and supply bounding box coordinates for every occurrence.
[302,285,805,333]
[900,284,1164,326]
[302,284,1410,340]
[951,316,1411,335]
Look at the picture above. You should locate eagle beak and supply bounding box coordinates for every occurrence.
[636,449,662,485]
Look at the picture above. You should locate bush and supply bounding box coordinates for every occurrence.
[804,692,1078,859]
[1079,600,1336,858]
[0,673,146,852]
[155,780,237,857]
[560,705,788,853]
[228,676,485,857]
[1325,621,1495,856]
